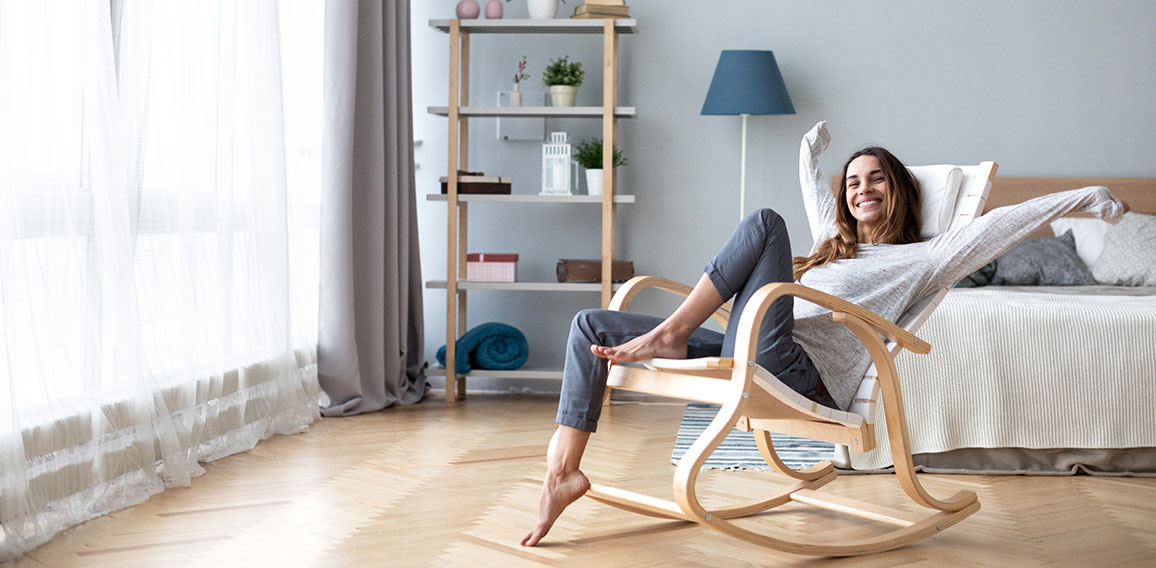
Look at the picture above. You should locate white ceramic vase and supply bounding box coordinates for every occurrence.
[585,169,604,196]
[549,85,577,107]
[527,0,558,19]
[509,84,522,107]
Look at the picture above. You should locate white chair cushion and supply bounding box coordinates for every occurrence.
[906,165,963,238]
[751,365,864,427]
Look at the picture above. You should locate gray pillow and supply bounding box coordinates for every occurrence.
[954,261,996,288]
[991,230,1097,286]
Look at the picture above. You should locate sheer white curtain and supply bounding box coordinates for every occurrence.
[0,1,322,559]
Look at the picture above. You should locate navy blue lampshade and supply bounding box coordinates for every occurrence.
[701,50,795,116]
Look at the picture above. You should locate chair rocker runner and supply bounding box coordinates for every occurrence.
[583,161,998,556]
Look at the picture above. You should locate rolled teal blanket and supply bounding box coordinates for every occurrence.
[436,322,529,374]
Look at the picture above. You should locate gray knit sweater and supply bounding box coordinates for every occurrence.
[793,122,1125,410]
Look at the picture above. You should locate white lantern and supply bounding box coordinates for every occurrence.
[541,132,575,195]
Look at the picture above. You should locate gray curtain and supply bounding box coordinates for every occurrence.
[319,0,426,416]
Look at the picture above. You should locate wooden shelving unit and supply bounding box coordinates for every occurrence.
[425,281,624,292]
[429,18,637,34]
[426,194,635,204]
[425,366,564,381]
[431,18,636,402]
[427,106,637,118]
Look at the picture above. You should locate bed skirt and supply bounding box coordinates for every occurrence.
[897,448,1156,477]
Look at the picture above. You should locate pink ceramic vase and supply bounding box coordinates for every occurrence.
[455,0,480,19]
[485,0,504,19]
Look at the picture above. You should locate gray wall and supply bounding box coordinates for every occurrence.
[410,0,1156,392]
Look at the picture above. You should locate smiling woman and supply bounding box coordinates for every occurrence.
[846,156,892,228]
[791,145,922,280]
[839,147,922,245]
[0,1,323,560]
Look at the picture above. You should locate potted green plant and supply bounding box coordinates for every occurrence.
[541,56,584,107]
[573,138,626,196]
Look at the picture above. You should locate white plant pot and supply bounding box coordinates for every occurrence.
[549,85,578,107]
[527,0,558,19]
[509,85,522,107]
[585,169,604,196]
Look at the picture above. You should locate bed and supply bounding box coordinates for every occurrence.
[842,176,1156,475]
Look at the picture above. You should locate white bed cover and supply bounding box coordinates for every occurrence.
[847,285,1156,470]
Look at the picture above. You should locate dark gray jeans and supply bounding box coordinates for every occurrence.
[556,208,824,432]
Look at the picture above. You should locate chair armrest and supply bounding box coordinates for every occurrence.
[642,356,733,370]
[742,283,930,355]
[608,276,733,327]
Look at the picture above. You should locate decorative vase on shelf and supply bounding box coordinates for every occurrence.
[585,169,605,196]
[510,83,523,107]
[484,0,503,19]
[455,0,480,19]
[527,0,558,20]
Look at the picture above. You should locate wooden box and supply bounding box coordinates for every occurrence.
[440,171,512,195]
[556,259,634,283]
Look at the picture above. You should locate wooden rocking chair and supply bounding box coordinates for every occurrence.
[584,161,999,556]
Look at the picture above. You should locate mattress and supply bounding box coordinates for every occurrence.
[847,285,1156,472]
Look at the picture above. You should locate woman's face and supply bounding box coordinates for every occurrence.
[844,154,890,235]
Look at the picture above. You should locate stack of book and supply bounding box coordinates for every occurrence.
[572,0,630,19]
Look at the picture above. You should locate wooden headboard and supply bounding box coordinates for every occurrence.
[985,177,1156,239]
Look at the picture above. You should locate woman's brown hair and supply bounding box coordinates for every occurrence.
[791,147,921,280]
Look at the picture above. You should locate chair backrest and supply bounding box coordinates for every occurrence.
[826,162,998,422]
[826,163,997,241]
[888,163,998,334]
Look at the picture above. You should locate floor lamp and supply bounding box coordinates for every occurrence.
[701,50,795,221]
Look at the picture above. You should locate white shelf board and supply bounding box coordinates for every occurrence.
[429,19,637,35]
[426,281,622,292]
[427,366,563,380]
[428,106,636,118]
[427,193,634,204]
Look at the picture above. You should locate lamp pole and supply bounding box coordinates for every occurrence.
[740,113,749,221]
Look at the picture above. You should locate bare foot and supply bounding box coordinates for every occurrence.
[590,326,687,363]
[520,468,591,547]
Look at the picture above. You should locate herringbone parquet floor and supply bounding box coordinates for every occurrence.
[11,393,1156,567]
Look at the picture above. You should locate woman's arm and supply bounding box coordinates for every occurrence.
[799,121,836,248]
[926,186,1125,288]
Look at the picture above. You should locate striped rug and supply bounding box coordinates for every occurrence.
[671,403,836,471]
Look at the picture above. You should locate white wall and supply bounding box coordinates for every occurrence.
[410,0,1156,392]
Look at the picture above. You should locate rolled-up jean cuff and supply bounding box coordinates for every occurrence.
[556,411,598,433]
[704,263,735,300]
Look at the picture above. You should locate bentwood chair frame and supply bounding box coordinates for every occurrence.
[583,161,998,556]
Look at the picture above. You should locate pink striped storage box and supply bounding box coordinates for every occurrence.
[466,253,518,282]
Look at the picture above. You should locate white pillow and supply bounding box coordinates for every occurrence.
[907,165,963,238]
[1050,217,1111,268]
[1091,212,1156,286]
